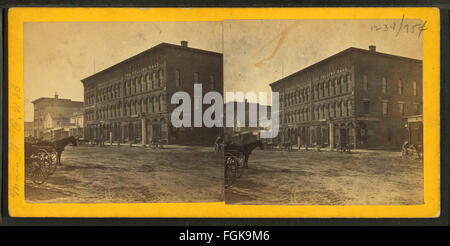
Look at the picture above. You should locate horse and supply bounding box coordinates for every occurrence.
[36,136,77,165]
[224,140,264,169]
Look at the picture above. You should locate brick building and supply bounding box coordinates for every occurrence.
[270,45,422,149]
[81,41,223,145]
[32,94,84,139]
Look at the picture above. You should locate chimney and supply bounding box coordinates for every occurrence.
[180,40,188,47]
[369,45,376,52]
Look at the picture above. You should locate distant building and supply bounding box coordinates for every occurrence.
[270,45,422,149]
[224,100,271,144]
[32,93,84,139]
[69,111,84,139]
[24,121,34,137]
[81,41,223,145]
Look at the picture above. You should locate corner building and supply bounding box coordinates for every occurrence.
[270,46,422,149]
[81,41,223,145]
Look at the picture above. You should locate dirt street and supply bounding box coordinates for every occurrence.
[225,149,423,205]
[25,145,224,203]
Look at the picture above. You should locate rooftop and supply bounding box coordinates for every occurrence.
[270,46,422,87]
[81,41,222,83]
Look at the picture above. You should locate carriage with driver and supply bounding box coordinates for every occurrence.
[223,140,264,188]
[24,136,77,184]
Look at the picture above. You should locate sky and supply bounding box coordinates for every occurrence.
[223,19,423,104]
[24,19,423,121]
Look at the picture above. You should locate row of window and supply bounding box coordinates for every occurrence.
[280,100,421,124]
[85,95,166,121]
[279,75,419,109]
[281,100,353,124]
[281,74,352,108]
[363,76,418,96]
[176,71,216,90]
[85,70,217,106]
[380,101,420,116]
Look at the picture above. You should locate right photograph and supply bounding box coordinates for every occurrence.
[222,19,424,205]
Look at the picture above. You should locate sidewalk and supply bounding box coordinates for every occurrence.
[273,146,401,154]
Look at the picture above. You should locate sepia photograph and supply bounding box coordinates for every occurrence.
[222,19,425,205]
[23,22,224,203]
[8,7,440,218]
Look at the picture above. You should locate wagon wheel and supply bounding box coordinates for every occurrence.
[47,150,58,175]
[224,155,238,188]
[235,153,245,178]
[29,149,51,184]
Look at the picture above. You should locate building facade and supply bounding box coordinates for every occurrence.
[32,94,84,139]
[81,41,223,145]
[270,45,422,149]
[69,111,84,139]
[24,121,34,138]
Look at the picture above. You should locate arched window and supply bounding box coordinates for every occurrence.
[347,100,351,116]
[142,99,147,113]
[333,80,337,95]
[321,83,325,98]
[316,85,319,99]
[333,102,337,117]
[152,72,157,88]
[398,80,403,95]
[160,94,165,112]
[154,96,158,112]
[338,101,342,117]
[146,73,151,90]
[346,74,351,91]
[337,79,341,94]
[141,76,145,91]
[318,105,323,119]
[363,75,368,91]
[128,80,132,95]
[158,70,164,87]
[382,77,387,93]
[137,99,141,114]
[130,101,134,115]
[150,97,154,113]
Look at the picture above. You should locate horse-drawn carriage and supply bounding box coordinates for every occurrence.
[25,141,58,184]
[24,136,77,184]
[402,115,423,160]
[223,140,264,188]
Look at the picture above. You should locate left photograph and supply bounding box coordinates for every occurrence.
[23,22,224,203]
